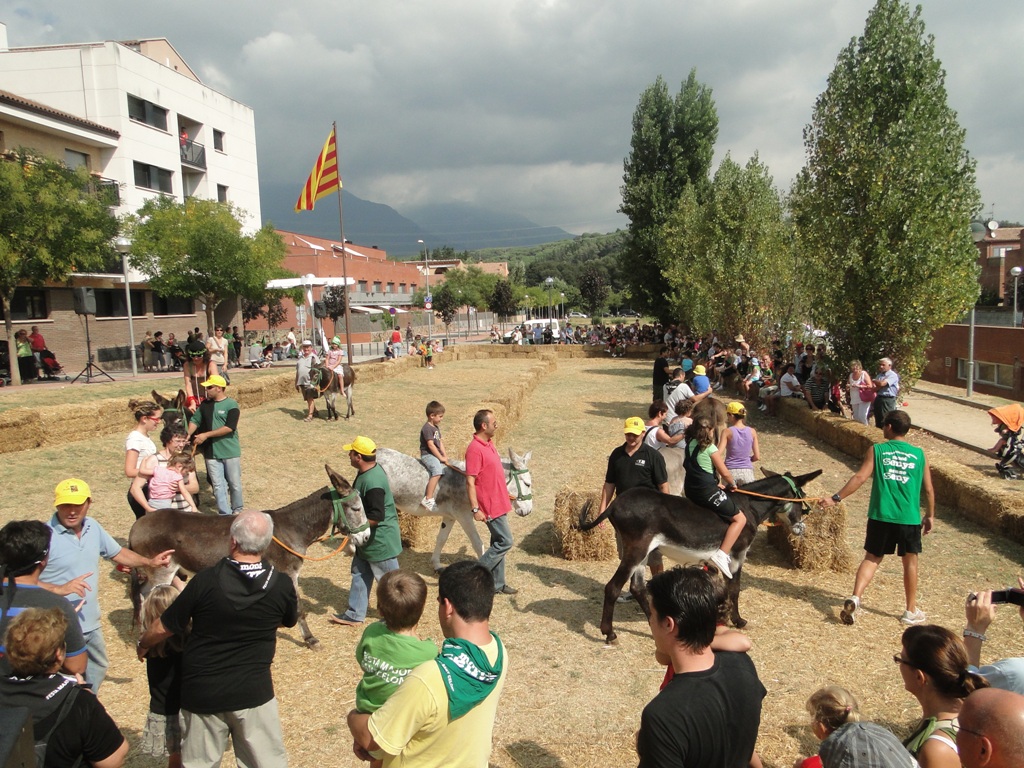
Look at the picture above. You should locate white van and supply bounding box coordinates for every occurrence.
[503,319,561,344]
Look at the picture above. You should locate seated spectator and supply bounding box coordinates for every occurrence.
[898,624,988,768]
[795,685,862,768]
[765,363,803,416]
[963,584,1024,694]
[819,721,917,768]
[956,687,1024,768]
[0,608,128,768]
[804,368,831,411]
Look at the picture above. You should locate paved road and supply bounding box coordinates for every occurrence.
[902,381,1014,454]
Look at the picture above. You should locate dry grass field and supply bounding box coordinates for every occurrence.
[2,353,1023,767]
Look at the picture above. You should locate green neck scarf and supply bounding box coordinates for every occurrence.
[434,633,503,720]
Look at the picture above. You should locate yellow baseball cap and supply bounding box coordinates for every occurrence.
[343,436,377,456]
[54,478,91,507]
[200,374,228,388]
[693,365,707,375]
[623,417,645,435]
[726,402,746,415]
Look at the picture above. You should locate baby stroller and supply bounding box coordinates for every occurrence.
[39,349,68,380]
[990,404,1024,479]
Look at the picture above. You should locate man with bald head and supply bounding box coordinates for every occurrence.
[957,688,1024,768]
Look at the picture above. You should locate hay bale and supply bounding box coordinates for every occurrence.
[396,508,440,550]
[552,486,617,561]
[0,408,43,453]
[766,480,853,572]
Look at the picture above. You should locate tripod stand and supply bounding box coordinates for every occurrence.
[71,314,114,383]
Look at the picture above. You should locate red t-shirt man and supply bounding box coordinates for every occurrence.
[465,410,515,594]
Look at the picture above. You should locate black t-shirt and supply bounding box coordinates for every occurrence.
[604,443,668,495]
[146,650,183,715]
[653,357,671,391]
[0,674,124,768]
[637,652,766,768]
[161,558,298,714]
[0,584,87,676]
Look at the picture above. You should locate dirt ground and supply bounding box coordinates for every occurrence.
[2,354,1023,768]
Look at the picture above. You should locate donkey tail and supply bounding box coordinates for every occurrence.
[576,499,612,532]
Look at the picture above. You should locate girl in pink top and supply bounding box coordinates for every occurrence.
[149,453,199,513]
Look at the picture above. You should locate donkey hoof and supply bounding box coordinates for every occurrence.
[306,637,322,652]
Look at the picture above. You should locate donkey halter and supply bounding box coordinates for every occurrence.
[733,475,817,527]
[507,466,532,502]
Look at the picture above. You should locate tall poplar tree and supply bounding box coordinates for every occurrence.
[619,70,718,322]
[791,0,980,382]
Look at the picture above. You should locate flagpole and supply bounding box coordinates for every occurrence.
[332,121,355,363]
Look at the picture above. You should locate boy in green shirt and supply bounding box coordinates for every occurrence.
[823,410,935,626]
[354,571,437,766]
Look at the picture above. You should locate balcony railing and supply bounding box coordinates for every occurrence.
[180,140,207,170]
[86,176,121,207]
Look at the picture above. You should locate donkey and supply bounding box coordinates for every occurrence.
[575,469,821,644]
[308,364,356,420]
[128,463,370,650]
[151,388,188,429]
[375,446,534,573]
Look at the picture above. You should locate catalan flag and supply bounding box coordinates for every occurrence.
[295,128,341,212]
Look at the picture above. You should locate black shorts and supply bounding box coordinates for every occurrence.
[685,485,739,522]
[864,517,922,557]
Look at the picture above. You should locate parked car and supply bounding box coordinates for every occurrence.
[568,311,589,319]
[503,319,561,344]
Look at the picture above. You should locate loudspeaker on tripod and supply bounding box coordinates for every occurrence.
[73,287,96,316]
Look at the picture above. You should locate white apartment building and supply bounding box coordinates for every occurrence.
[0,22,261,231]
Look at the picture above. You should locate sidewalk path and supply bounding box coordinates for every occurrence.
[903,381,1017,454]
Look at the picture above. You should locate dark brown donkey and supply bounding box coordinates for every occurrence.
[307,364,356,420]
[128,464,370,650]
[575,469,821,644]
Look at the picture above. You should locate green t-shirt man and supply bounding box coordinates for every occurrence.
[189,396,241,460]
[868,440,926,525]
[354,463,402,563]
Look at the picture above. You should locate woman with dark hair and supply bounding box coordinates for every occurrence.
[896,624,989,768]
[0,607,128,768]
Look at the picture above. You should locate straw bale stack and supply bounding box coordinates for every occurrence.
[766,477,853,572]
[0,408,43,453]
[397,508,439,550]
[552,486,617,561]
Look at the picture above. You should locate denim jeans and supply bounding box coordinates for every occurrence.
[479,514,514,591]
[207,456,243,515]
[339,555,399,622]
[83,628,108,692]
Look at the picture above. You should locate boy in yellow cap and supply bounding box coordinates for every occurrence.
[41,479,174,691]
[188,375,243,515]
[331,437,402,627]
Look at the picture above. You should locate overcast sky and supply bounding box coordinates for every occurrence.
[6,1,1022,235]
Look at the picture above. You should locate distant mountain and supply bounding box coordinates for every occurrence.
[402,202,574,252]
[260,184,573,256]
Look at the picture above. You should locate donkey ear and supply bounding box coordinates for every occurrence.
[761,468,780,478]
[175,389,187,408]
[325,463,351,492]
[793,469,824,486]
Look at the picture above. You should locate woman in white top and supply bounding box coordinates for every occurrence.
[847,359,874,426]
[206,326,230,379]
[125,399,162,519]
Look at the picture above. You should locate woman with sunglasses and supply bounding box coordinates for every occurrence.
[896,624,989,768]
[125,399,163,519]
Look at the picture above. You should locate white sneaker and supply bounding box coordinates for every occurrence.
[709,549,732,579]
[840,596,860,625]
[420,497,436,511]
[900,609,926,625]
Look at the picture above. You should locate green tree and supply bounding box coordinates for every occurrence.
[578,265,611,319]
[126,197,288,335]
[431,283,461,343]
[0,153,119,385]
[791,0,981,382]
[321,285,348,323]
[488,279,518,325]
[661,154,800,343]
[619,70,718,322]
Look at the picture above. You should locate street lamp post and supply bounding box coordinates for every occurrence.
[418,239,431,341]
[1011,266,1022,328]
[114,236,139,377]
[545,276,554,321]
